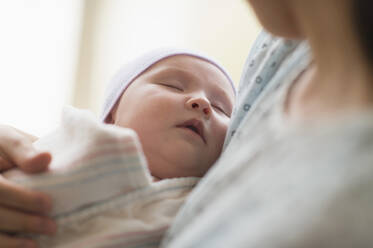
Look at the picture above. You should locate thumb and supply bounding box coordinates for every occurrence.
[0,126,51,173]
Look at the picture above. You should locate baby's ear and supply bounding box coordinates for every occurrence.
[105,102,119,124]
[105,113,115,124]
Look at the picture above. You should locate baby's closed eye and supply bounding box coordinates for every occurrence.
[212,104,230,117]
[158,82,184,91]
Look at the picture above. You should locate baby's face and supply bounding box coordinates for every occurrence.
[111,55,234,180]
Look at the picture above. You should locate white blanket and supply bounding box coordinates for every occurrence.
[5,107,199,248]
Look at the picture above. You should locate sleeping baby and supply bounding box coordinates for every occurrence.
[4,48,235,248]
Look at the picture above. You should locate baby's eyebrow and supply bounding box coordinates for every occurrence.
[151,67,199,82]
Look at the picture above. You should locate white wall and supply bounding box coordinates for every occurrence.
[0,0,84,136]
[72,0,261,115]
[0,0,261,136]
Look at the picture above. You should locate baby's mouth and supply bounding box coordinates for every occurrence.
[176,119,206,144]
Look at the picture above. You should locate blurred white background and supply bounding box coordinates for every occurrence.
[0,0,260,136]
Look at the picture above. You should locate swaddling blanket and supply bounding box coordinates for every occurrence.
[5,107,199,248]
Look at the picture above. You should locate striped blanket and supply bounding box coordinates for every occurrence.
[5,107,199,248]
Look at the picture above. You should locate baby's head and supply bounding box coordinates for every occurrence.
[101,49,235,180]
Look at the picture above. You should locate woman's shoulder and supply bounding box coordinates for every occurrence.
[225,31,309,147]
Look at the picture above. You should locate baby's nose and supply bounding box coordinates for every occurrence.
[187,98,211,118]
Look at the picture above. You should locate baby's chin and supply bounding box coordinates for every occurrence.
[145,147,216,181]
[148,160,212,181]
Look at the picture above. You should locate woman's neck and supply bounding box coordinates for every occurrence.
[286,0,373,123]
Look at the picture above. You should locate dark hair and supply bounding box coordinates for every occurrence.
[353,0,373,65]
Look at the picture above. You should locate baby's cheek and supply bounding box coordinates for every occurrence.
[210,125,226,155]
[217,119,230,140]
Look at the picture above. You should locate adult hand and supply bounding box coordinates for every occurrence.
[0,176,56,247]
[0,125,50,173]
[0,125,56,247]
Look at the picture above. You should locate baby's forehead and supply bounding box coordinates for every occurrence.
[142,55,235,96]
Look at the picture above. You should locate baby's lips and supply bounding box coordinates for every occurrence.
[176,118,206,144]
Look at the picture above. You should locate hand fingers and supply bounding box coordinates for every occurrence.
[0,234,37,248]
[20,152,52,174]
[0,177,52,214]
[0,156,14,172]
[0,125,51,173]
[0,207,57,236]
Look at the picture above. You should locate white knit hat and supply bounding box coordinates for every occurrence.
[100,48,235,122]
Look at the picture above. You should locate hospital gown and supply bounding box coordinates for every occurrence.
[161,32,373,247]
